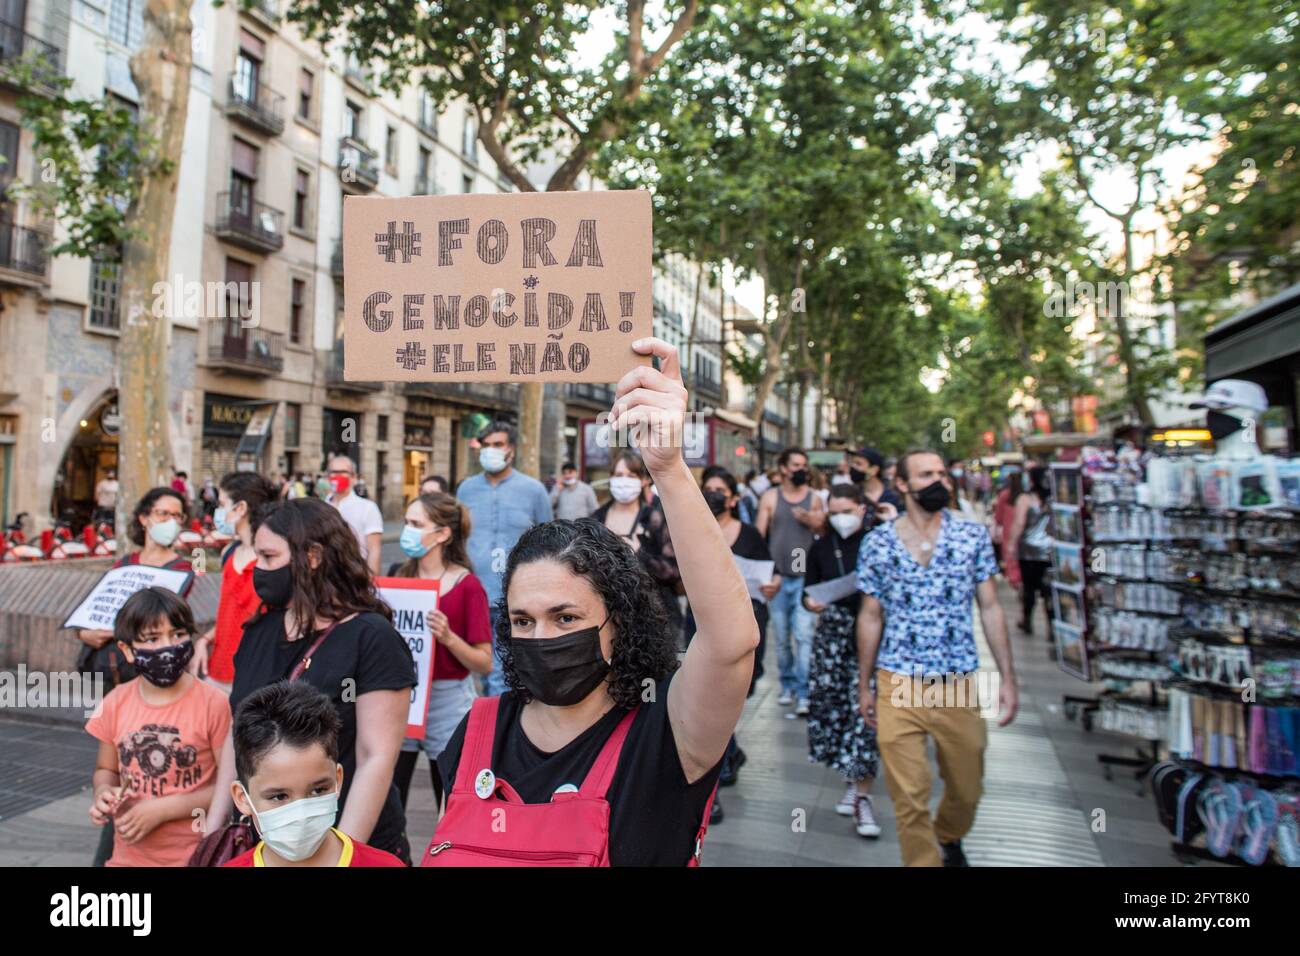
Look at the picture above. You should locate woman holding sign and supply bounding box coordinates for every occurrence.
[386,491,492,811]
[76,487,195,690]
[423,339,759,867]
[204,499,415,862]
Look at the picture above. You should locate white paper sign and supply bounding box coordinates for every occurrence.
[802,573,859,607]
[733,555,776,604]
[61,565,193,631]
[376,578,440,738]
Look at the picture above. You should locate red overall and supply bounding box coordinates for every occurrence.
[421,696,715,866]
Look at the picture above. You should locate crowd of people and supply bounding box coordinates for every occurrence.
[79,340,1043,868]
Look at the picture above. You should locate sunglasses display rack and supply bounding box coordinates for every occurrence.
[1147,482,1300,864]
[1055,458,1169,788]
[1050,447,1300,863]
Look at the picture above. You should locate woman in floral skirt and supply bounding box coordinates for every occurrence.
[803,483,882,837]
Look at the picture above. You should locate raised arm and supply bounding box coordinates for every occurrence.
[609,338,759,784]
[755,488,775,537]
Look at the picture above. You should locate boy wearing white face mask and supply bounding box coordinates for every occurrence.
[226,681,403,867]
[802,483,882,838]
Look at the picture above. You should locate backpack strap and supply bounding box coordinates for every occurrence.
[578,707,638,799]
[688,782,720,867]
[453,696,501,793]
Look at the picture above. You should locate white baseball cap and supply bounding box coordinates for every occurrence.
[1189,378,1268,413]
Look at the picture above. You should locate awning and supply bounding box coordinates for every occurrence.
[711,407,758,431]
[235,402,277,471]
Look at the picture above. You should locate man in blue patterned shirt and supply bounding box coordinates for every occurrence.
[855,449,1018,867]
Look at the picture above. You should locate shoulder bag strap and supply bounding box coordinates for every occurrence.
[287,620,340,682]
[579,707,638,799]
[454,696,501,793]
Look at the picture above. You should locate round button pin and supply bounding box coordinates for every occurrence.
[552,783,579,800]
[474,768,496,799]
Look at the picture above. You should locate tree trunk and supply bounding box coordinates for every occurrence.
[116,0,192,547]
[1115,216,1155,426]
[685,259,704,395]
[748,259,803,427]
[814,346,831,443]
[516,381,545,479]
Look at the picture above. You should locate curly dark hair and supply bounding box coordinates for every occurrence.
[128,487,188,548]
[252,498,392,636]
[494,519,679,709]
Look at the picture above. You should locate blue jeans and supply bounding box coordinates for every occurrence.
[484,607,508,697]
[769,575,813,699]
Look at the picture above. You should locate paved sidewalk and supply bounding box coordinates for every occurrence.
[0,583,1182,867]
[701,581,1178,867]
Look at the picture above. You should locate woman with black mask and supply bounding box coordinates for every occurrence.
[693,465,779,818]
[1005,466,1053,635]
[203,499,415,862]
[422,339,759,866]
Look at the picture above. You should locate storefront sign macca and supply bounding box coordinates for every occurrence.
[342,190,653,383]
[204,396,254,437]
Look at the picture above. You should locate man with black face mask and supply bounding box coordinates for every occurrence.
[848,446,903,517]
[854,449,1018,868]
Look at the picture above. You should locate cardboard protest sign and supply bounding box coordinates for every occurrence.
[62,565,194,631]
[375,577,440,738]
[342,190,653,383]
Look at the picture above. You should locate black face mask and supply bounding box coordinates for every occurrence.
[509,621,611,706]
[1206,410,1244,441]
[849,467,867,485]
[131,639,194,687]
[790,469,809,487]
[253,564,294,609]
[703,490,730,516]
[912,480,951,513]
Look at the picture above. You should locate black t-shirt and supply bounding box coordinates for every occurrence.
[230,609,416,853]
[804,528,866,615]
[436,672,720,866]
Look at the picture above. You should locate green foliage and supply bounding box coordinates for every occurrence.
[2,59,163,260]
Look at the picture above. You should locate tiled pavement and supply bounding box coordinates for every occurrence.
[0,584,1183,867]
[703,582,1181,866]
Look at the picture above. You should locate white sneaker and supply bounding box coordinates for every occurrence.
[795,698,811,716]
[777,691,795,706]
[835,783,857,817]
[854,795,882,838]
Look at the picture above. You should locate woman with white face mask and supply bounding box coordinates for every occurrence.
[386,491,492,812]
[594,451,684,640]
[801,483,882,839]
[594,451,651,551]
[76,487,195,689]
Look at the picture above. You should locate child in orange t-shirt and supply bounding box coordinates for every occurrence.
[224,681,403,867]
[86,587,231,867]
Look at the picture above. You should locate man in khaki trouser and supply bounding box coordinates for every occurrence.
[855,450,1018,867]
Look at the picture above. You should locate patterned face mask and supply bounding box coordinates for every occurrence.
[130,639,194,687]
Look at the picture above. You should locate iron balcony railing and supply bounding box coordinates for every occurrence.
[226,76,285,135]
[325,347,381,392]
[0,220,49,280]
[204,318,285,374]
[0,20,62,87]
[215,192,285,253]
[339,138,379,190]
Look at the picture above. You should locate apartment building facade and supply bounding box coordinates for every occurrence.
[0,0,780,527]
[0,0,520,528]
